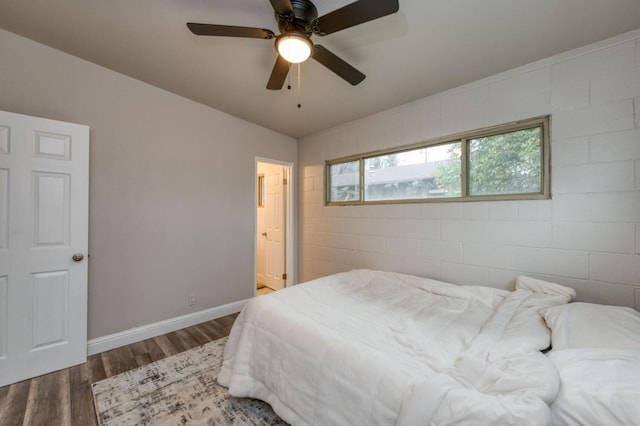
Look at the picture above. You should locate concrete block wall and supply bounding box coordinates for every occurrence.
[297,29,640,310]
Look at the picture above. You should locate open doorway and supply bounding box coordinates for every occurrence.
[256,158,294,296]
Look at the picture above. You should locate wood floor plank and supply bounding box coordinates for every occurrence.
[23,369,71,426]
[185,324,211,346]
[87,354,107,384]
[173,328,197,350]
[69,364,98,426]
[134,353,153,367]
[142,338,167,363]
[0,380,30,426]
[126,341,153,368]
[215,314,238,334]
[0,384,9,414]
[192,323,218,342]
[199,319,228,340]
[175,327,206,349]
[196,320,222,339]
[128,340,149,358]
[19,376,39,426]
[59,369,72,426]
[152,333,182,357]
[166,331,189,353]
[101,346,138,378]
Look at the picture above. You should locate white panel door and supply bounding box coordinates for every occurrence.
[264,166,285,290]
[0,110,89,387]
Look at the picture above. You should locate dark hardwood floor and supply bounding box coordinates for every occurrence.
[0,313,238,426]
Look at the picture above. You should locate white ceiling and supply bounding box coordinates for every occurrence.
[1,0,640,138]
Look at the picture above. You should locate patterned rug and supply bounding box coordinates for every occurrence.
[91,337,287,425]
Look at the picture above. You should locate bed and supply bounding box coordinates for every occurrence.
[218,269,579,425]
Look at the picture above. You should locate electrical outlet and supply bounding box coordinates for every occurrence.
[188,294,197,306]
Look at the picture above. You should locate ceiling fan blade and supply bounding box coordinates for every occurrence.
[314,0,399,35]
[267,55,291,90]
[269,0,294,15]
[312,45,365,85]
[187,23,275,39]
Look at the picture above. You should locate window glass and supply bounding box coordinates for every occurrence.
[328,160,360,202]
[364,142,461,201]
[468,127,542,196]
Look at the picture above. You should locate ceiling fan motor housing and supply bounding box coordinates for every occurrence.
[277,0,318,35]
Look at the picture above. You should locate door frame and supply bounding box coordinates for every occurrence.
[254,157,295,294]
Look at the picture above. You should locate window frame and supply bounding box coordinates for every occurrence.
[325,116,551,205]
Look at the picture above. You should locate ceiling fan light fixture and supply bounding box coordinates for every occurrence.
[276,32,313,63]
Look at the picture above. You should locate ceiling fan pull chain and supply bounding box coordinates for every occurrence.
[297,63,302,108]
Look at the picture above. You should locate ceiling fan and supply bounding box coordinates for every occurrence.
[187,0,400,90]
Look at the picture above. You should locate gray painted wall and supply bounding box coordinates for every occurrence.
[0,29,297,339]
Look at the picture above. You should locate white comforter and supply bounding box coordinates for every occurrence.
[218,270,574,425]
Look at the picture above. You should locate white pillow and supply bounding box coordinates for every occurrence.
[515,275,576,302]
[542,302,640,350]
[549,348,640,426]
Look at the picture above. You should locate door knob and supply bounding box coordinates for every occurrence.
[262,232,267,237]
[72,253,84,262]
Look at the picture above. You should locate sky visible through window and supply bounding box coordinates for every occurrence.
[392,145,452,165]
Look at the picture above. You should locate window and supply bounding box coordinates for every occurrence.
[326,116,550,205]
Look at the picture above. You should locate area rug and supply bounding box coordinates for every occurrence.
[91,337,287,425]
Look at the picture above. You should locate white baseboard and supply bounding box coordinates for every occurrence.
[87,299,249,356]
